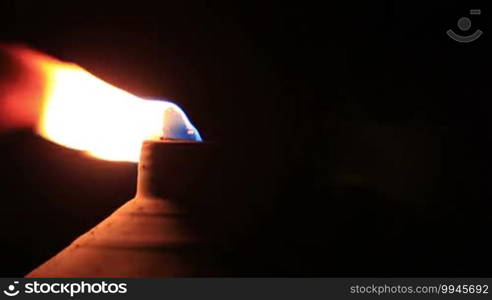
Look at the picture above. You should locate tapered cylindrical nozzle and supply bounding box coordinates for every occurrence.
[27,140,220,277]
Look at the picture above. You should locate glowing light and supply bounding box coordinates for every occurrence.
[11,47,201,162]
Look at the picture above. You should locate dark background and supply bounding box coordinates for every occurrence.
[1,0,492,276]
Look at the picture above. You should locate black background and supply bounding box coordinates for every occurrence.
[1,0,492,276]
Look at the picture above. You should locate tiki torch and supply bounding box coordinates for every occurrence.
[27,109,222,277]
[0,46,223,277]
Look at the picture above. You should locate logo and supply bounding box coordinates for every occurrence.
[3,282,20,297]
[447,9,483,43]
[2,280,127,297]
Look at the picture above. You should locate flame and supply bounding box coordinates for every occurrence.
[7,46,201,162]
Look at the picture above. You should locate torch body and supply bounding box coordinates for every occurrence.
[27,140,221,277]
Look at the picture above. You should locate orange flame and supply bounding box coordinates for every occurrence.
[3,46,200,162]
